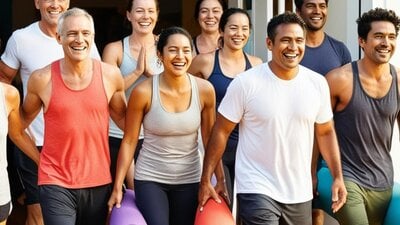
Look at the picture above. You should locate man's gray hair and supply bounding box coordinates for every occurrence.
[57,7,95,35]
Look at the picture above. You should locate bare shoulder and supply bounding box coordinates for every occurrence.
[193,75,214,95]
[2,82,19,102]
[128,76,152,104]
[100,61,123,80]
[132,76,152,96]
[29,65,52,89]
[247,54,263,66]
[189,52,215,78]
[325,63,353,85]
[1,82,20,113]
[102,40,123,65]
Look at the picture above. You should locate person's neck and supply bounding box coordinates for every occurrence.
[160,71,189,92]
[197,32,220,50]
[38,20,57,38]
[62,58,92,78]
[220,46,245,61]
[358,58,391,80]
[306,29,325,47]
[129,32,156,48]
[268,61,299,80]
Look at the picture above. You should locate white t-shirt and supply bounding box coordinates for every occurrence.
[219,63,332,204]
[1,22,100,146]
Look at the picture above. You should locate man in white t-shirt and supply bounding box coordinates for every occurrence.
[0,1,99,224]
[199,11,347,225]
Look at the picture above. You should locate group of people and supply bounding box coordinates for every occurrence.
[0,0,399,225]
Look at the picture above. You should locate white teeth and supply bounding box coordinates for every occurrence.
[311,17,321,20]
[49,11,61,15]
[378,49,390,53]
[139,22,151,26]
[205,21,216,25]
[284,53,297,58]
[173,62,185,66]
[71,46,86,51]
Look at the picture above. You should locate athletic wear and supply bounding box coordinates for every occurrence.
[300,34,351,76]
[109,36,163,139]
[1,21,100,204]
[208,49,252,203]
[135,74,202,184]
[219,63,333,204]
[1,21,100,146]
[335,61,399,190]
[39,59,111,188]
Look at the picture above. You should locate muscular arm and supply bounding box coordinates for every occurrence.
[5,84,40,164]
[198,78,228,201]
[102,63,127,131]
[108,80,150,211]
[315,120,347,213]
[22,69,49,127]
[199,113,236,208]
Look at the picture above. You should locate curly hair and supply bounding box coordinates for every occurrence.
[357,8,400,40]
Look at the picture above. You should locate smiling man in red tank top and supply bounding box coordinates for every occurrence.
[21,8,127,225]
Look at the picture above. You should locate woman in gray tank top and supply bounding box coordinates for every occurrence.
[102,0,163,190]
[108,27,227,225]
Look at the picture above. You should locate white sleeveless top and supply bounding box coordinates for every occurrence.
[0,85,11,205]
[135,74,202,184]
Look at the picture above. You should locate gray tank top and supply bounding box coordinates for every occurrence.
[334,61,399,190]
[135,74,202,184]
[109,36,163,138]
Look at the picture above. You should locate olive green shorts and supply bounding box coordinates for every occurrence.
[334,180,392,225]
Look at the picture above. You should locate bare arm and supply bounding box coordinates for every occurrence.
[5,84,40,164]
[22,68,49,127]
[199,113,236,209]
[102,63,127,131]
[103,41,145,90]
[188,53,214,79]
[315,121,347,213]
[0,60,18,84]
[107,80,150,212]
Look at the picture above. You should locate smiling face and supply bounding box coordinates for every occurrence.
[35,0,70,27]
[267,23,305,75]
[360,21,397,65]
[297,0,327,31]
[158,33,193,77]
[198,0,224,34]
[221,12,250,50]
[127,0,158,35]
[57,14,94,62]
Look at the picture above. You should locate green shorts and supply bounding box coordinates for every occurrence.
[334,180,392,225]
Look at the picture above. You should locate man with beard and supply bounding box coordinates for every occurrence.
[295,1,351,224]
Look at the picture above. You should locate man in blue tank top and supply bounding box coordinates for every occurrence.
[326,8,400,225]
[295,1,352,224]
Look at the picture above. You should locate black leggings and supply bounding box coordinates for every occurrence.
[134,180,199,225]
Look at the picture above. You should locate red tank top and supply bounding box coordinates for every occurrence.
[39,59,111,188]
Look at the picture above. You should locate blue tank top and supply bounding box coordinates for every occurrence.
[334,61,399,190]
[208,49,252,141]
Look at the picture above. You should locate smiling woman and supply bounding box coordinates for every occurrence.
[107,26,224,225]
